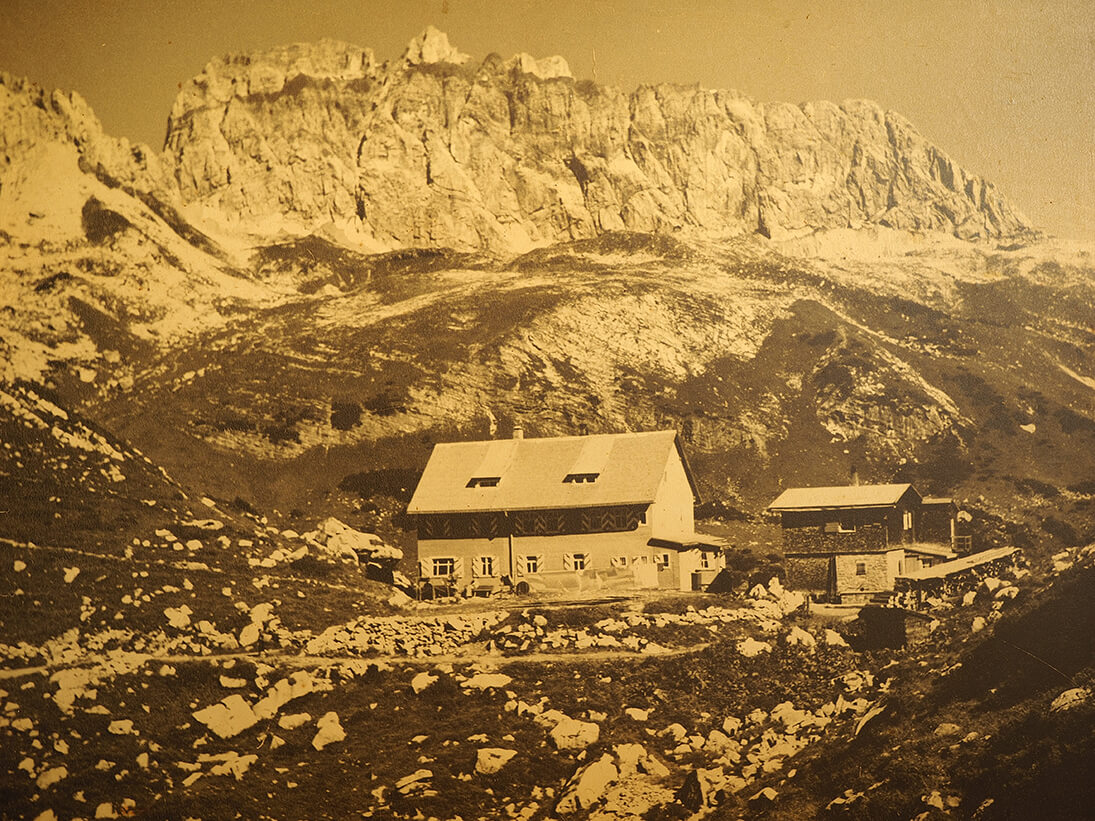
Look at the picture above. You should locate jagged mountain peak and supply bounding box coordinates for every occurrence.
[155,32,1031,253]
[402,26,470,67]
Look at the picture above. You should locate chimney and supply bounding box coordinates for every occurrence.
[512,426,524,440]
[850,465,860,486]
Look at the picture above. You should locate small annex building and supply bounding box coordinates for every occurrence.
[767,483,959,604]
[407,429,723,595]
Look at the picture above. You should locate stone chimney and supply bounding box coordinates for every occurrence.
[512,426,524,440]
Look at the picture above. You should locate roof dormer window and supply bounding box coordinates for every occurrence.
[466,476,501,488]
[563,473,599,484]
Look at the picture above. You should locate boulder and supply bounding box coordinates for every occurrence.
[461,673,512,690]
[475,747,517,774]
[395,768,434,795]
[164,605,192,629]
[253,671,328,719]
[411,671,438,694]
[785,626,816,648]
[311,711,345,750]
[193,695,258,739]
[738,637,772,657]
[551,717,600,751]
[1050,687,1089,713]
[824,629,849,647]
[277,712,311,730]
[36,765,68,789]
[556,753,618,814]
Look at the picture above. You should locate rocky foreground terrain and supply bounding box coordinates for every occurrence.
[1,25,1094,821]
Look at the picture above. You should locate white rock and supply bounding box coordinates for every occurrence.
[461,673,512,690]
[164,605,192,629]
[107,719,135,735]
[971,616,987,633]
[239,622,261,647]
[219,675,247,689]
[253,671,327,720]
[738,637,772,657]
[722,716,743,735]
[36,765,67,788]
[311,711,345,750]
[411,671,438,694]
[824,629,849,647]
[192,695,258,739]
[476,747,518,774]
[13,560,26,572]
[94,803,118,819]
[624,707,649,721]
[63,567,80,583]
[556,753,618,814]
[203,751,258,780]
[550,717,600,750]
[660,722,688,741]
[785,626,817,648]
[1050,687,1089,713]
[278,713,312,730]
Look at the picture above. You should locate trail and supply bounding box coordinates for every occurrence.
[0,642,709,681]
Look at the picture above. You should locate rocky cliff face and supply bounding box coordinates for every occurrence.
[162,27,1030,252]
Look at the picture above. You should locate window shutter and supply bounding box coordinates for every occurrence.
[632,555,647,565]
[563,552,574,571]
[418,559,430,578]
[454,557,465,579]
[535,554,544,572]
[515,555,526,576]
[611,556,626,568]
[471,557,481,578]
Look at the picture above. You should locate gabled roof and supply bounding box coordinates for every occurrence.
[767,483,920,512]
[407,430,699,515]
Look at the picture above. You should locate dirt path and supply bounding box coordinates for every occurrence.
[0,642,709,681]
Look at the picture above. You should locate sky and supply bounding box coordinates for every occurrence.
[2,0,1093,239]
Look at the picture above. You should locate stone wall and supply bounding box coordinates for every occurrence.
[782,522,888,555]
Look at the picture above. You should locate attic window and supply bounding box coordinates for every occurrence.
[466,477,501,488]
[563,473,599,484]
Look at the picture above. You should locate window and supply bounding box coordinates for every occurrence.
[524,555,539,574]
[563,473,599,484]
[432,557,455,577]
[611,555,629,568]
[699,552,712,570]
[466,476,500,488]
[655,553,671,569]
[903,510,913,530]
[825,518,856,533]
[855,561,867,576]
[572,553,587,571]
[476,556,495,577]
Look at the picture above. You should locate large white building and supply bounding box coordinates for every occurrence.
[407,429,723,595]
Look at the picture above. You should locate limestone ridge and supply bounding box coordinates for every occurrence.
[161,27,1030,252]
